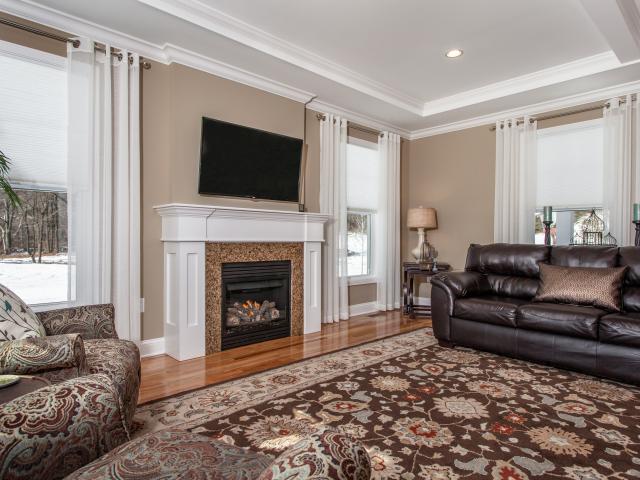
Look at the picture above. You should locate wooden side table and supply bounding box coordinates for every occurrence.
[0,375,50,404]
[402,262,450,318]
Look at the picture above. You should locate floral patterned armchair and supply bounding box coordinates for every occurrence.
[0,374,130,480]
[0,304,140,432]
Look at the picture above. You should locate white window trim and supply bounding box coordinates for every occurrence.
[348,136,378,150]
[537,117,602,137]
[0,38,66,70]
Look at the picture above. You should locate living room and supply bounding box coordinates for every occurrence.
[2,1,640,478]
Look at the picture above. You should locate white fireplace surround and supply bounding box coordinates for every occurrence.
[155,203,331,360]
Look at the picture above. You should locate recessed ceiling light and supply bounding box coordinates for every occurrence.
[445,48,463,58]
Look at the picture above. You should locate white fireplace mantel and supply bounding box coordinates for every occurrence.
[155,203,331,360]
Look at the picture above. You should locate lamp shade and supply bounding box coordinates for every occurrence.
[407,207,437,229]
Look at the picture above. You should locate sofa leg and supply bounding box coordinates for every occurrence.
[438,340,456,348]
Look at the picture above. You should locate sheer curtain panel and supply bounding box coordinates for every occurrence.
[494,117,537,243]
[319,114,349,323]
[67,38,141,341]
[602,95,640,246]
[376,132,401,311]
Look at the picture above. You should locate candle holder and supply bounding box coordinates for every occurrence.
[543,220,553,246]
[634,220,640,247]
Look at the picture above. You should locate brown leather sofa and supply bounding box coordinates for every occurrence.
[431,244,640,385]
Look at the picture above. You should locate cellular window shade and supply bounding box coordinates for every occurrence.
[346,142,379,210]
[536,120,603,208]
[0,51,67,190]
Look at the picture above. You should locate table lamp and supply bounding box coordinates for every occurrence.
[407,206,438,263]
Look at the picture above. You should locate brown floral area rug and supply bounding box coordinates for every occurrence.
[135,329,640,479]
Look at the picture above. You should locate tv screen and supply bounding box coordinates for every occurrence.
[198,117,303,202]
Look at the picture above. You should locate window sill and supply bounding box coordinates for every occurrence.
[348,275,378,286]
[31,301,73,313]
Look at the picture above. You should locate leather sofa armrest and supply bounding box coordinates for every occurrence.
[37,304,118,340]
[431,271,489,299]
[0,334,88,376]
[257,429,371,480]
[431,272,488,344]
[0,373,129,479]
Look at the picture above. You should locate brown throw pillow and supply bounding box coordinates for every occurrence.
[534,263,627,312]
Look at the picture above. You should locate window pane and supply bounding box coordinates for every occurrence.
[347,212,370,276]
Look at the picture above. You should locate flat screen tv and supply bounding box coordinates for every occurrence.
[198,117,303,203]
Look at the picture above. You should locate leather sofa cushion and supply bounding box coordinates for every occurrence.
[623,286,640,313]
[465,244,549,277]
[600,312,640,347]
[550,245,618,268]
[487,274,539,299]
[454,296,528,327]
[619,247,640,285]
[517,303,605,339]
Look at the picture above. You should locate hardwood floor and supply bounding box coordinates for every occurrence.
[139,310,431,404]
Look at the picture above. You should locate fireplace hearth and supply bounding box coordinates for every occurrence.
[221,260,291,350]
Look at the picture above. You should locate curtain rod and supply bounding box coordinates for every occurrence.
[489,96,637,131]
[315,113,384,137]
[0,17,151,69]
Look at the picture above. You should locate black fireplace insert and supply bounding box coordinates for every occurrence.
[221,260,291,350]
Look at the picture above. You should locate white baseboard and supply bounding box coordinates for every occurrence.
[415,296,431,306]
[140,337,166,358]
[349,301,379,317]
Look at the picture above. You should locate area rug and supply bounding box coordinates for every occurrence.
[135,328,640,479]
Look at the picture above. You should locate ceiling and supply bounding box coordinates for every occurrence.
[3,0,640,137]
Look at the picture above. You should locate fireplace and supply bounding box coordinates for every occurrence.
[221,260,291,350]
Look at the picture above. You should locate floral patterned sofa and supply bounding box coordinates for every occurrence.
[0,375,371,479]
[0,304,140,432]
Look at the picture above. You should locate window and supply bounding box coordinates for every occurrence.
[346,138,379,280]
[534,119,604,244]
[0,41,69,306]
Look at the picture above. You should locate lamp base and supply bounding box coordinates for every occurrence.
[411,228,425,261]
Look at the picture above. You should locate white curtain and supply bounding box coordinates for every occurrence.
[603,95,640,246]
[376,132,401,311]
[319,114,349,323]
[67,38,141,341]
[494,117,537,243]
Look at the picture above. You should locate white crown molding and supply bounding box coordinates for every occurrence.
[409,78,640,140]
[162,44,314,103]
[308,99,411,138]
[136,0,425,115]
[0,0,315,103]
[421,51,624,116]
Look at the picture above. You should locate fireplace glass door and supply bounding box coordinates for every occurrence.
[221,260,291,350]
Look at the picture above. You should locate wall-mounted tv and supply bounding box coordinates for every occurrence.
[198,117,303,203]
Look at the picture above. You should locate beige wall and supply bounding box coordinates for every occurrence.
[403,126,496,271]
